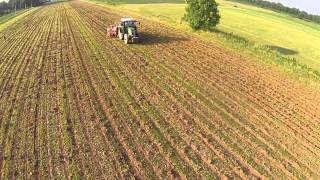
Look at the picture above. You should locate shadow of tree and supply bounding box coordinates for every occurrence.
[139,32,188,45]
[265,45,298,55]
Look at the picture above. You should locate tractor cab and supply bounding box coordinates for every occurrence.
[121,18,137,27]
[118,18,140,44]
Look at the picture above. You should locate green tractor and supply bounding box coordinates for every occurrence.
[117,18,140,44]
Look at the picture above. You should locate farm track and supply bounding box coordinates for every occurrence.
[0,1,320,179]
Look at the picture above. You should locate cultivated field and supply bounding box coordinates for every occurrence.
[112,0,320,70]
[0,1,320,179]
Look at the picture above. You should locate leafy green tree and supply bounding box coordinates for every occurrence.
[184,0,220,30]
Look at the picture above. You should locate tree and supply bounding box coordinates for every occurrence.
[184,0,220,30]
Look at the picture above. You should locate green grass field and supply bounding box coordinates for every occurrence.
[95,0,320,72]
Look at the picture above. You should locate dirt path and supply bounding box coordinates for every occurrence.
[0,1,319,179]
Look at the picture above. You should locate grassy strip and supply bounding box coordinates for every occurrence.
[0,8,39,31]
[0,9,28,24]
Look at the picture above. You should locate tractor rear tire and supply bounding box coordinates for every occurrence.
[124,34,129,44]
[118,32,123,40]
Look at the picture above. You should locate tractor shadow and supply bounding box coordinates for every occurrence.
[265,45,298,55]
[139,32,188,45]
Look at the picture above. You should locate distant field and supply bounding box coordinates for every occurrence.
[107,0,320,71]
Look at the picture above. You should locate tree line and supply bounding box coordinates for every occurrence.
[229,0,320,24]
[0,0,44,16]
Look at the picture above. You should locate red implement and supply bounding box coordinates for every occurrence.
[107,25,118,38]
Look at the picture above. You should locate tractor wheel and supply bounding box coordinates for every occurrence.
[118,32,123,40]
[124,34,129,44]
